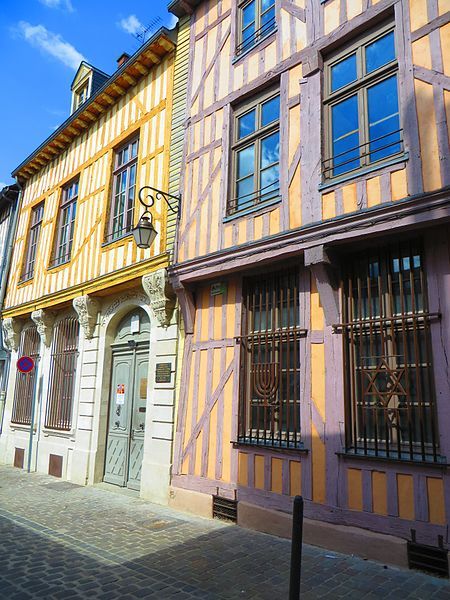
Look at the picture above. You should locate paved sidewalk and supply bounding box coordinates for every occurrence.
[0,466,448,599]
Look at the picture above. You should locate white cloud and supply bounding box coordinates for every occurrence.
[38,0,74,12]
[0,182,8,189]
[16,21,85,70]
[118,14,144,36]
[165,14,178,29]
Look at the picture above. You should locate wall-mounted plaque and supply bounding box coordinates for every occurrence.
[211,282,227,296]
[155,362,172,383]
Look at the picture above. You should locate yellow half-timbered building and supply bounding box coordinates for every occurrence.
[0,26,186,503]
[168,0,450,569]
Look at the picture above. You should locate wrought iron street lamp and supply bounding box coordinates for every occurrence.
[132,186,180,249]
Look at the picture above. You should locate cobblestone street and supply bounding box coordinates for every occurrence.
[0,466,448,599]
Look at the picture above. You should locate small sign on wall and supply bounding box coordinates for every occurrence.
[116,384,125,405]
[155,363,171,383]
[211,282,227,296]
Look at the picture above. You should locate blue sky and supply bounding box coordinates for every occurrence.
[0,0,177,187]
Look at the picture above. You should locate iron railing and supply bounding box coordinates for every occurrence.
[238,268,306,448]
[104,222,133,244]
[236,14,276,56]
[45,317,79,431]
[322,129,404,178]
[49,250,72,268]
[11,327,40,425]
[227,179,280,216]
[338,241,440,462]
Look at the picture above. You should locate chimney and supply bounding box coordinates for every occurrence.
[117,52,131,69]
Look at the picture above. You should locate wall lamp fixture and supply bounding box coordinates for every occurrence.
[132,186,180,249]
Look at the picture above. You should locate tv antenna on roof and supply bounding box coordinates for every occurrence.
[134,17,163,45]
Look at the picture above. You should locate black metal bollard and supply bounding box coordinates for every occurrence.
[289,495,304,600]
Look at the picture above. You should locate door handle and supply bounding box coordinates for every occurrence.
[131,429,135,441]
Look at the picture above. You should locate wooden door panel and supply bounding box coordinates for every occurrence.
[127,351,148,490]
[104,353,133,486]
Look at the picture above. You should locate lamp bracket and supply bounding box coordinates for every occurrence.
[138,186,180,215]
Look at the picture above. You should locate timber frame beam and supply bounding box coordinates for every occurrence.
[304,246,340,326]
[171,276,195,334]
[169,188,450,285]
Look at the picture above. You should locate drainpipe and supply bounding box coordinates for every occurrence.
[0,180,22,434]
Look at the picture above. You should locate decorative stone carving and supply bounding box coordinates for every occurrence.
[101,293,148,325]
[2,318,23,351]
[31,310,56,347]
[142,269,176,328]
[73,295,100,339]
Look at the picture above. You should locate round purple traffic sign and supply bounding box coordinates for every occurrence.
[17,356,35,374]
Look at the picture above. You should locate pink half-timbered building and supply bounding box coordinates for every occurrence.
[167,0,450,569]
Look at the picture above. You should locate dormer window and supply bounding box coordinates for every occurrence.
[75,84,88,109]
[71,78,91,113]
[70,61,110,115]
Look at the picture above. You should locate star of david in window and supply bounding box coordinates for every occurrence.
[362,358,407,408]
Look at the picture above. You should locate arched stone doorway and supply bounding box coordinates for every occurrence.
[103,307,150,490]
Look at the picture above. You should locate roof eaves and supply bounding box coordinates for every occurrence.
[0,184,20,207]
[12,26,175,179]
[168,0,202,17]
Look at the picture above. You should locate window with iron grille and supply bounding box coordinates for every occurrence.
[238,268,305,448]
[229,89,280,216]
[237,0,276,56]
[105,136,139,243]
[21,202,44,282]
[323,22,403,180]
[11,326,40,425]
[45,317,80,431]
[50,178,78,267]
[340,241,440,462]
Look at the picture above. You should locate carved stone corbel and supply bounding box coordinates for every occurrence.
[31,309,56,347]
[73,295,100,339]
[142,268,176,328]
[2,317,23,352]
[304,245,340,327]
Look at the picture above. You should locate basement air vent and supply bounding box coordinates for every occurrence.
[212,494,238,523]
[407,540,449,578]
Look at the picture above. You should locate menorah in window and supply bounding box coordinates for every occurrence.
[238,269,306,448]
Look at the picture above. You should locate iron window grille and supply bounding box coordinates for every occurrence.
[323,22,403,180]
[11,326,40,426]
[337,241,440,463]
[50,178,79,268]
[20,202,44,282]
[45,317,80,431]
[236,0,276,57]
[238,268,306,448]
[229,89,280,216]
[105,136,139,243]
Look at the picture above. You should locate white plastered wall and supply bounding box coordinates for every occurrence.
[0,280,179,505]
